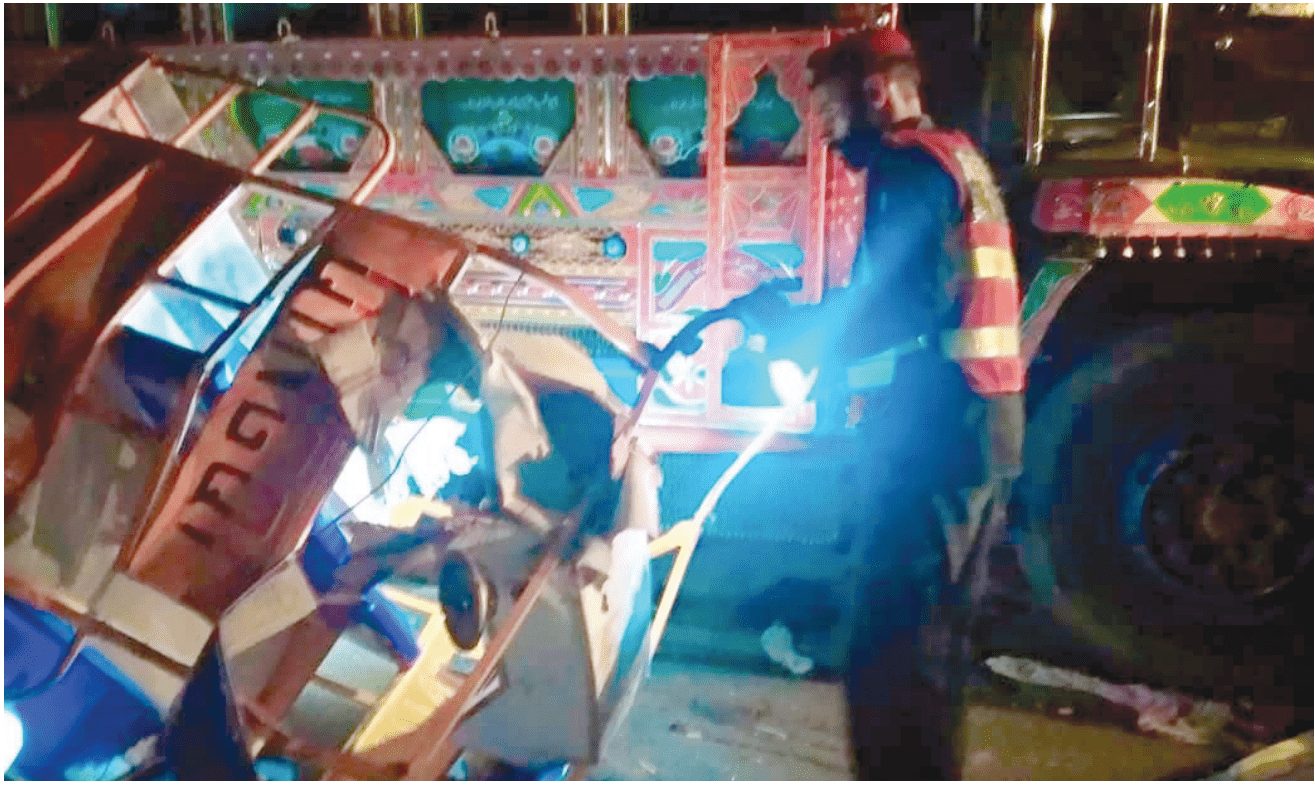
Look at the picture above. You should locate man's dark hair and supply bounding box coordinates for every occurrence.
[806,34,922,89]
[806,35,872,89]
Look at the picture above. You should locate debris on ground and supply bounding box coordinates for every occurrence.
[985,655,1234,745]
[668,722,702,740]
[1208,731,1314,781]
[760,622,815,676]
[688,698,766,728]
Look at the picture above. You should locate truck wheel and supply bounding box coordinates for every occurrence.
[1020,313,1312,717]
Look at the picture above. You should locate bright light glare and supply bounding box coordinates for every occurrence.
[1,707,22,774]
[766,360,818,408]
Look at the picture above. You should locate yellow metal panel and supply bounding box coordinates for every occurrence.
[348,583,486,754]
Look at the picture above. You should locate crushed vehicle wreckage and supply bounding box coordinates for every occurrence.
[3,53,813,780]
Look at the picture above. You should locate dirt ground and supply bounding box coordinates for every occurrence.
[588,658,1246,781]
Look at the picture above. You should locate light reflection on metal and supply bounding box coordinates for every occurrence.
[3,167,154,304]
[1138,3,1171,162]
[276,16,298,43]
[577,3,630,36]
[249,104,319,174]
[370,3,422,39]
[169,83,244,148]
[219,3,233,43]
[43,1,60,48]
[1024,3,1054,167]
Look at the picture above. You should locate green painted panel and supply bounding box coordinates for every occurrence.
[1153,182,1273,225]
[515,183,572,219]
[1021,259,1084,325]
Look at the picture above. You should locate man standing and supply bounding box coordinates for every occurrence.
[798,26,1027,779]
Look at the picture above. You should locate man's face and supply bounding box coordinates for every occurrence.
[864,67,922,128]
[863,73,892,128]
[811,75,857,144]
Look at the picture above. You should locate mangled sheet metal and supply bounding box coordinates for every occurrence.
[293,271,661,767]
[14,192,664,768]
[119,205,467,620]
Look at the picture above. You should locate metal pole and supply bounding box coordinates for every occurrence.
[217,3,232,42]
[1138,3,1171,162]
[249,104,318,174]
[170,83,244,148]
[577,2,590,35]
[44,2,60,48]
[1023,2,1054,167]
[978,4,993,148]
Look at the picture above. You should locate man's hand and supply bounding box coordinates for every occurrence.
[949,392,1025,580]
[985,392,1025,482]
[726,277,803,339]
[649,278,804,372]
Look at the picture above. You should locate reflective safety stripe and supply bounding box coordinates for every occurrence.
[969,246,1017,281]
[942,326,1021,360]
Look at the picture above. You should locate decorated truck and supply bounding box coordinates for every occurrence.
[4,1,1312,778]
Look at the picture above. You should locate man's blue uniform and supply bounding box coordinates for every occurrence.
[829,126,986,780]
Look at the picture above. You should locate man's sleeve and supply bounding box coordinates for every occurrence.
[940,144,1026,398]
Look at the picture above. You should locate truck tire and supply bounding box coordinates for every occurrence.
[1020,313,1312,717]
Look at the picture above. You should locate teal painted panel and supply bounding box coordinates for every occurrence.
[628,76,707,178]
[737,242,805,271]
[474,186,514,210]
[729,73,802,165]
[421,79,576,176]
[233,81,371,173]
[652,240,708,262]
[574,186,615,213]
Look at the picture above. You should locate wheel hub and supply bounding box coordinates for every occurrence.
[1144,432,1312,598]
